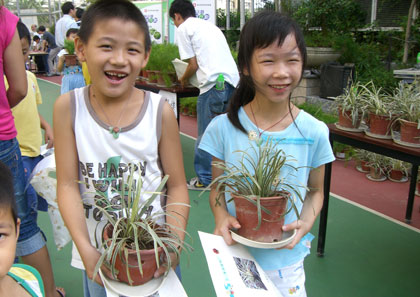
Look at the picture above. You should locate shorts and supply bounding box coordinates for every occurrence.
[266,260,307,297]
[0,139,45,256]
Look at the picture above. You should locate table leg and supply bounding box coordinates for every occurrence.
[317,161,332,257]
[405,165,418,223]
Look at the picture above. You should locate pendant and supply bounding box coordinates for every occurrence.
[109,126,121,139]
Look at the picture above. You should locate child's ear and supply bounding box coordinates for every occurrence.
[242,66,249,76]
[15,218,20,239]
[141,49,150,69]
[75,37,86,62]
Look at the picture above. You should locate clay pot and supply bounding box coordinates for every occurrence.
[360,160,370,172]
[400,120,420,144]
[233,192,288,243]
[64,54,78,66]
[389,169,404,181]
[338,108,361,129]
[369,167,385,180]
[146,70,158,84]
[102,223,163,286]
[368,113,392,136]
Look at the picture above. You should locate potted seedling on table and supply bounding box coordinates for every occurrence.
[360,81,393,138]
[332,81,367,131]
[91,164,191,287]
[63,39,78,66]
[205,137,306,243]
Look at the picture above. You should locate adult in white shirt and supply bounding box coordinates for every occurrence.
[169,0,239,190]
[55,2,78,48]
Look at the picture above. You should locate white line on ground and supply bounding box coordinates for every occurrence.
[37,77,61,87]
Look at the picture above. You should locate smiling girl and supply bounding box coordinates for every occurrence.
[53,1,189,296]
[199,11,335,296]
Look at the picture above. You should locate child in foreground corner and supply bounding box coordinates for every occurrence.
[0,161,45,297]
[53,1,189,297]
[199,11,335,297]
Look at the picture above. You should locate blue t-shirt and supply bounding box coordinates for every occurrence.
[199,107,335,270]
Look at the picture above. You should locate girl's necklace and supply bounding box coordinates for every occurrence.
[91,89,130,139]
[250,102,292,137]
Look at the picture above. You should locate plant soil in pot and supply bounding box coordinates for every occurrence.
[399,120,420,145]
[64,54,78,66]
[102,223,163,286]
[233,192,288,243]
[367,113,392,137]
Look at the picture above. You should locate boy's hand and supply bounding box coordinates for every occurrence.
[44,127,54,148]
[214,215,241,246]
[154,251,179,278]
[281,219,312,250]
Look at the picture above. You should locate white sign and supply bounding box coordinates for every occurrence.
[135,1,164,44]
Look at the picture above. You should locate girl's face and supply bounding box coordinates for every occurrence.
[20,38,30,63]
[76,18,149,99]
[0,209,19,280]
[246,34,303,105]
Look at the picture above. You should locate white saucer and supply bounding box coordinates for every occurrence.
[392,132,420,148]
[364,128,392,139]
[99,269,166,297]
[230,229,297,249]
[388,175,409,183]
[335,123,365,133]
[366,173,387,182]
[356,165,370,173]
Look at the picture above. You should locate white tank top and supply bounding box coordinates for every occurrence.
[70,86,166,269]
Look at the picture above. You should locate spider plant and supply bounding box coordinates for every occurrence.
[360,81,393,118]
[205,136,307,230]
[91,164,191,285]
[332,81,368,127]
[392,81,420,127]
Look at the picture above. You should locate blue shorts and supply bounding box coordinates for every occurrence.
[0,139,45,256]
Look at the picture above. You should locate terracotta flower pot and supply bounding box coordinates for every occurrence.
[400,120,420,144]
[102,223,163,286]
[146,70,158,84]
[233,192,288,243]
[368,167,385,180]
[338,108,361,129]
[360,160,370,172]
[368,113,392,136]
[64,54,78,66]
[389,169,404,181]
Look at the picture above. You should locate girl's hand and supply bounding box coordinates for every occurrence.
[281,219,312,250]
[82,246,113,286]
[154,251,179,278]
[214,215,241,245]
[44,126,54,148]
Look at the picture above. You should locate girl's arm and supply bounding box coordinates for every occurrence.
[283,165,325,249]
[39,113,53,148]
[210,157,241,245]
[53,93,106,285]
[57,55,65,72]
[155,102,190,277]
[4,30,27,107]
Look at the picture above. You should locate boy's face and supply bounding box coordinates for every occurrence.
[0,208,19,280]
[20,38,30,63]
[67,32,77,42]
[76,18,149,99]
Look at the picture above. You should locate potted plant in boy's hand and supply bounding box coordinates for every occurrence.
[91,164,191,288]
[63,39,78,66]
[206,136,306,244]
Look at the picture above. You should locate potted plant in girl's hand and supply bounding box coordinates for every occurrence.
[332,81,367,131]
[63,39,78,66]
[91,165,191,287]
[360,81,393,139]
[206,136,306,244]
[391,81,420,147]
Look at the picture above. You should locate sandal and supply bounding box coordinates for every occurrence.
[56,287,66,297]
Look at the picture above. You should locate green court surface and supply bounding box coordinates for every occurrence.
[36,79,420,297]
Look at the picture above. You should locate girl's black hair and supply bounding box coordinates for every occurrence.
[0,162,18,228]
[78,0,151,53]
[169,0,196,19]
[227,11,307,134]
[17,21,31,44]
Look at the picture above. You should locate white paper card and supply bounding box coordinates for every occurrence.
[172,58,200,88]
[158,90,177,118]
[103,268,188,297]
[198,231,284,297]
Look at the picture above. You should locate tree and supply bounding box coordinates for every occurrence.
[403,0,417,63]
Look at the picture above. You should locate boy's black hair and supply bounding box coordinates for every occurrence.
[169,0,196,19]
[76,7,84,20]
[62,1,75,14]
[227,11,307,134]
[33,35,40,41]
[66,28,79,38]
[17,21,31,44]
[37,25,46,32]
[0,162,18,228]
[79,0,151,53]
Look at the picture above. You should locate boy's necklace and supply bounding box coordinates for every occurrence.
[250,102,292,137]
[91,89,130,139]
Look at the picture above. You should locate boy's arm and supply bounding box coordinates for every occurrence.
[283,165,325,249]
[57,55,65,72]
[180,56,198,87]
[53,93,105,285]
[39,113,53,148]
[156,102,189,276]
[209,157,240,245]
